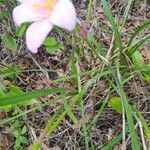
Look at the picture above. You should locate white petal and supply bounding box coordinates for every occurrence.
[16,0,26,3]
[48,0,76,31]
[16,0,35,3]
[26,20,53,53]
[13,3,45,27]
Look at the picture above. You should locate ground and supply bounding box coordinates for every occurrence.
[0,0,150,150]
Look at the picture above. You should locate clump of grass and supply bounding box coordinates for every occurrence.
[0,0,150,149]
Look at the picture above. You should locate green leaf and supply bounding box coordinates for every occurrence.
[70,49,77,82]
[0,95,62,125]
[108,97,122,113]
[8,84,24,95]
[101,126,129,150]
[0,67,17,79]
[8,84,36,105]
[45,45,59,53]
[2,32,17,53]
[21,125,27,135]
[133,107,150,139]
[16,24,27,38]
[47,95,79,135]
[100,0,122,52]
[128,34,150,56]
[45,43,64,53]
[0,88,69,106]
[13,130,20,137]
[20,136,28,144]
[0,83,6,97]
[132,51,144,66]
[128,21,150,46]
[31,95,79,149]
[87,33,106,56]
[143,73,150,81]
[101,132,122,150]
[121,0,133,30]
[58,43,64,49]
[115,65,141,150]
[43,37,57,46]
[64,99,78,124]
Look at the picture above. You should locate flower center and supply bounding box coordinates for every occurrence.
[34,0,56,10]
[34,0,56,18]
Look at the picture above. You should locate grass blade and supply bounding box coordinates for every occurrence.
[100,0,122,52]
[128,20,150,46]
[0,96,62,125]
[129,34,150,56]
[101,132,122,150]
[116,66,141,150]
[31,95,79,150]
[120,0,133,30]
[64,98,78,124]
[0,88,69,106]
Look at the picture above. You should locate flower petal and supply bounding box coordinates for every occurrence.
[16,0,36,3]
[26,20,53,53]
[13,3,44,27]
[48,0,76,31]
[16,0,26,3]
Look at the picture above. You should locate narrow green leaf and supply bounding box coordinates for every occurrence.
[101,126,129,150]
[0,88,69,106]
[16,24,26,38]
[76,58,89,150]
[64,99,78,124]
[88,93,109,129]
[87,33,106,56]
[32,95,79,149]
[31,142,41,150]
[116,66,140,150]
[101,132,122,150]
[128,21,150,46]
[132,106,150,139]
[108,97,122,113]
[121,0,133,30]
[21,125,27,135]
[2,32,17,53]
[143,73,150,81]
[132,51,144,66]
[0,96,62,125]
[8,84,36,105]
[48,95,79,134]
[100,0,122,52]
[70,49,78,82]
[129,34,150,56]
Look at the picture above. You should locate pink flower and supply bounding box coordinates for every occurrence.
[13,0,76,53]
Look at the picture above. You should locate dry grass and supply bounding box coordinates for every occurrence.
[0,0,150,149]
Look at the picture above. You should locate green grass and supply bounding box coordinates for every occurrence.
[0,0,150,149]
